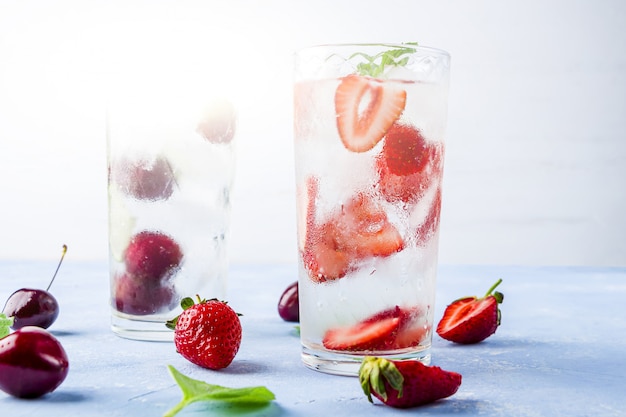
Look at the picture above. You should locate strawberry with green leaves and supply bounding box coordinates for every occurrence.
[359,356,462,408]
[167,296,242,370]
[436,279,504,344]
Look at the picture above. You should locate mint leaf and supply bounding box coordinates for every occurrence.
[0,314,13,339]
[352,43,418,78]
[164,365,275,417]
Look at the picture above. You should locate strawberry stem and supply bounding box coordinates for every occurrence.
[484,278,503,297]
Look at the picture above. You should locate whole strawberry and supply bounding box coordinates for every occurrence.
[436,279,504,344]
[167,296,242,370]
[359,357,461,408]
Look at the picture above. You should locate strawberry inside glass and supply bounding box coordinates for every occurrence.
[294,43,451,375]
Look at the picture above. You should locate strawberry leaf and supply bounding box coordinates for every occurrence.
[359,356,404,403]
[164,365,275,417]
[0,314,13,339]
[351,43,418,78]
[165,297,197,330]
[181,296,196,310]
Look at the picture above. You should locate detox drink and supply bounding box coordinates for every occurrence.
[294,44,450,375]
[106,79,236,342]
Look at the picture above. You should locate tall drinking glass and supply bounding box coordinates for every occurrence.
[106,71,236,341]
[294,43,450,374]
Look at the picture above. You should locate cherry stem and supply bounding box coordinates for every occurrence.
[484,278,503,297]
[46,244,68,292]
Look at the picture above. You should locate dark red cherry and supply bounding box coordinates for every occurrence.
[124,231,183,281]
[0,326,69,398]
[2,245,67,330]
[277,281,299,322]
[113,272,177,315]
[112,156,176,201]
[2,289,59,330]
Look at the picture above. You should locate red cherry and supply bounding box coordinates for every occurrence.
[2,245,67,330]
[277,281,299,322]
[113,272,177,315]
[0,326,69,398]
[124,231,183,282]
[112,156,176,201]
[2,289,59,330]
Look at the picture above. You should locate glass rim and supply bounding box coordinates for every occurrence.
[296,42,450,58]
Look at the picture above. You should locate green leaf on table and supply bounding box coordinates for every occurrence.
[164,365,275,417]
[0,314,13,339]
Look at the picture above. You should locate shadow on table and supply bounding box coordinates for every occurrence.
[49,330,82,338]
[190,401,282,416]
[41,390,90,403]
[218,360,273,375]
[422,398,485,414]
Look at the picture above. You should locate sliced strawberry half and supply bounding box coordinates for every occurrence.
[322,316,400,351]
[362,306,429,349]
[335,75,406,153]
[299,177,353,282]
[334,193,404,259]
[393,307,430,349]
[436,279,504,344]
[301,192,404,283]
[302,222,353,283]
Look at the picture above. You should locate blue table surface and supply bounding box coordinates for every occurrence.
[1,261,625,417]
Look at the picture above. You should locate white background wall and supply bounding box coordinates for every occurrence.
[1,0,624,266]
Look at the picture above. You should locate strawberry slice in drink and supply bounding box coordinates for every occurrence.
[302,191,404,283]
[297,176,319,253]
[381,123,430,176]
[335,75,406,153]
[322,316,400,351]
[414,186,442,246]
[303,222,353,283]
[299,176,354,282]
[334,193,405,259]
[377,123,444,204]
[322,305,429,352]
[362,306,430,350]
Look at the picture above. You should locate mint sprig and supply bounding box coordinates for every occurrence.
[0,313,13,339]
[164,365,275,417]
[352,43,418,78]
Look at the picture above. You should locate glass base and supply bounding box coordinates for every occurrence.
[301,345,431,376]
[110,311,174,342]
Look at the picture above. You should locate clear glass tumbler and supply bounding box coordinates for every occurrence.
[106,70,236,341]
[293,43,451,374]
